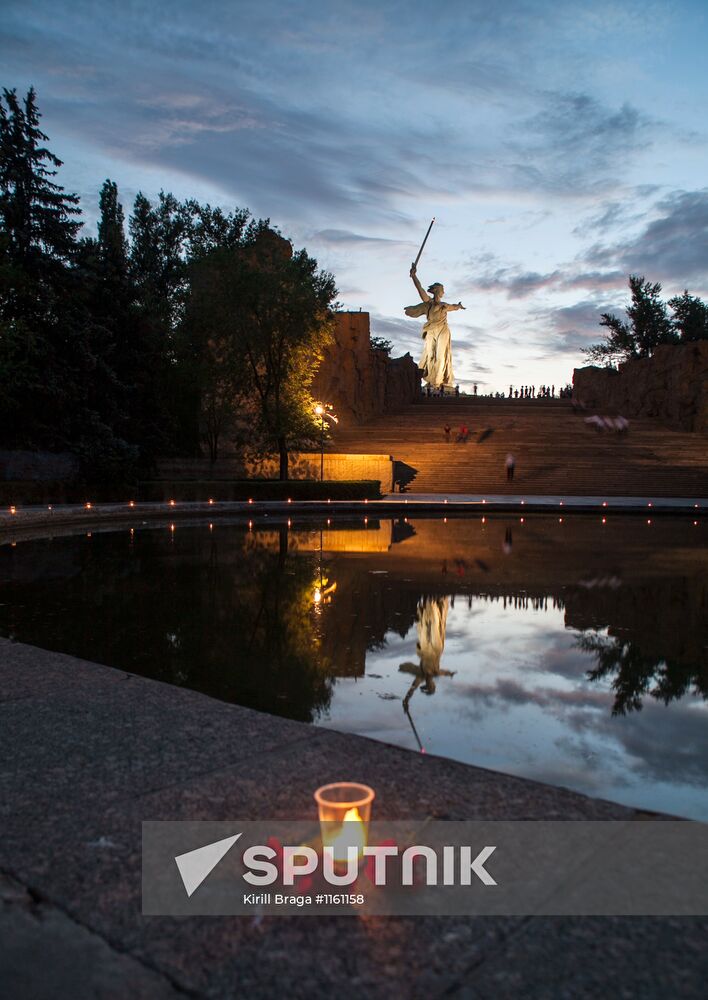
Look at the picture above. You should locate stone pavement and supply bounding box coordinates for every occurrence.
[381,493,704,510]
[1,637,707,999]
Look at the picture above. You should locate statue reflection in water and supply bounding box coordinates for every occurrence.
[399,597,456,749]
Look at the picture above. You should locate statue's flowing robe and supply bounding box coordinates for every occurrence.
[415,596,449,674]
[404,301,455,388]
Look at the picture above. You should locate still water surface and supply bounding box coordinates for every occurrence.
[2,516,706,818]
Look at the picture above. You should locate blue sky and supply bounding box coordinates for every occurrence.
[3,0,707,391]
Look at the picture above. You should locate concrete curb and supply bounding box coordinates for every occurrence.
[0,495,704,543]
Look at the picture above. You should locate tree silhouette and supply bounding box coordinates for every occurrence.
[584,275,678,366]
[668,290,708,343]
[578,632,708,715]
[186,224,337,472]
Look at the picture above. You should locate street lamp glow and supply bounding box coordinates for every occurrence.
[314,402,337,482]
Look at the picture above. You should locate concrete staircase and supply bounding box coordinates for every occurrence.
[331,398,708,496]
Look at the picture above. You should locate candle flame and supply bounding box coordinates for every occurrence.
[327,807,366,863]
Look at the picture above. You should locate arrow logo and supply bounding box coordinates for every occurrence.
[175,833,242,897]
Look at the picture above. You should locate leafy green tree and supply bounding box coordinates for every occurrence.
[127,190,199,457]
[187,224,337,474]
[371,335,393,355]
[668,290,708,342]
[184,200,250,261]
[97,179,129,279]
[1,86,340,484]
[70,180,138,479]
[183,259,245,461]
[583,275,678,366]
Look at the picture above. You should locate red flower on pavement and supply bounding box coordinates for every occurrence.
[364,839,398,885]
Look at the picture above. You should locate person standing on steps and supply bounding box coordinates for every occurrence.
[502,528,513,555]
[505,453,516,482]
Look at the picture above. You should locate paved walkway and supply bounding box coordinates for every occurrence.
[1,639,706,998]
[383,493,704,510]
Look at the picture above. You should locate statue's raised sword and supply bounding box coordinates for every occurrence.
[413,217,435,269]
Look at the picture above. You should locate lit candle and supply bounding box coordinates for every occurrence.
[314,782,374,864]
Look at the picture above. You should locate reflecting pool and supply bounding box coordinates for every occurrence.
[2,516,706,818]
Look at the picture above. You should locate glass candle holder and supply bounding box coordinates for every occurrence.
[314,782,375,863]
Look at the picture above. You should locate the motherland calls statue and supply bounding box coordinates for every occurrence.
[399,596,456,708]
[404,220,465,391]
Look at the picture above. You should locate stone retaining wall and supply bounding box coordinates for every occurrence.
[157,452,394,492]
[573,341,708,433]
[311,311,420,426]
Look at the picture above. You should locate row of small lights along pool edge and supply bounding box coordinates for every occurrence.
[5,498,704,518]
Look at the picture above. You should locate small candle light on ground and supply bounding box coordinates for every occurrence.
[314,782,374,864]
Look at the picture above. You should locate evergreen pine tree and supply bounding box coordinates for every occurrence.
[0,87,83,448]
[0,87,81,272]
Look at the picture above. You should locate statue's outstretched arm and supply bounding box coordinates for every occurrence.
[409,262,430,303]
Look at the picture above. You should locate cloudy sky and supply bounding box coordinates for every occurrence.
[3,0,707,390]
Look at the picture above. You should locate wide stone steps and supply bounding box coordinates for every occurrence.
[331,400,708,496]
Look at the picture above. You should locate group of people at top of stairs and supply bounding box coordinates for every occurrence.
[508,384,572,399]
[425,383,461,398]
